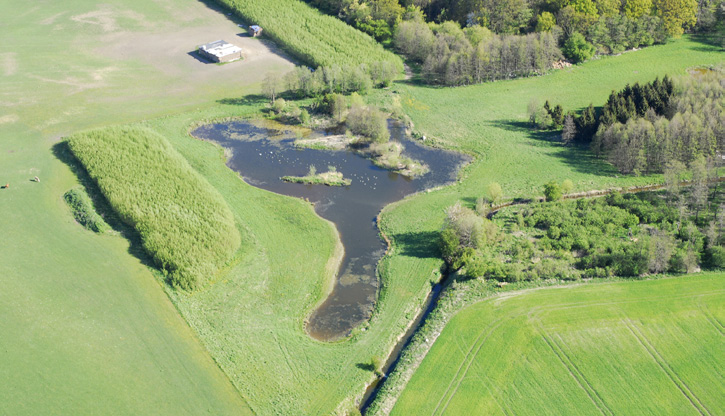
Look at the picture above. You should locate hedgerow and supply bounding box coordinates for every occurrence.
[213,0,403,70]
[66,126,241,290]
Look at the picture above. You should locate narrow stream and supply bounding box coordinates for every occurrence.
[192,119,468,341]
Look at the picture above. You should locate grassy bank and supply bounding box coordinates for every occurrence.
[391,273,724,415]
[213,0,403,69]
[67,126,241,290]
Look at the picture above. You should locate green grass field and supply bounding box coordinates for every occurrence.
[2,0,723,413]
[392,273,725,415]
[0,0,278,413]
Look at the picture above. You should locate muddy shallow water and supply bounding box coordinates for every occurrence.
[192,120,468,341]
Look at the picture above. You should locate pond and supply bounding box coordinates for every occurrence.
[192,119,468,341]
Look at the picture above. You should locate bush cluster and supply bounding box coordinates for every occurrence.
[395,20,562,86]
[66,126,241,290]
[63,187,109,233]
[441,187,724,282]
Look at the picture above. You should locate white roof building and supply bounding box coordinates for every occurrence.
[198,40,242,63]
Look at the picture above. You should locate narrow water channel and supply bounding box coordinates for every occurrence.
[192,119,468,341]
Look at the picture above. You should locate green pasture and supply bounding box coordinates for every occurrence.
[376,37,724,327]
[392,273,725,415]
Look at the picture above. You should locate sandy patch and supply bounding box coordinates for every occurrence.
[40,11,67,25]
[295,135,355,150]
[0,114,19,125]
[70,5,153,33]
[71,9,120,32]
[27,66,116,94]
[1,53,18,76]
[96,15,295,87]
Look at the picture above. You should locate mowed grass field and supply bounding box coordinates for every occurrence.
[0,0,294,413]
[392,273,725,415]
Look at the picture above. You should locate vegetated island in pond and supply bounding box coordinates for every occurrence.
[192,119,468,341]
[295,134,429,178]
[281,165,352,186]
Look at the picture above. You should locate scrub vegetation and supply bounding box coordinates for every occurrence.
[212,0,403,69]
[391,274,725,415]
[66,126,241,290]
[442,188,724,282]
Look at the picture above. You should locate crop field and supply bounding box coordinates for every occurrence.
[214,0,403,69]
[392,273,725,415]
[66,126,241,289]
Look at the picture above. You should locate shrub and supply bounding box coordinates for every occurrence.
[63,187,109,233]
[543,181,563,201]
[563,32,596,63]
[272,98,287,114]
[486,182,503,205]
[299,109,310,125]
[346,105,389,142]
[705,246,725,269]
[66,126,241,290]
[561,179,574,194]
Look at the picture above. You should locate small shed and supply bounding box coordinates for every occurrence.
[198,40,242,63]
[248,25,263,37]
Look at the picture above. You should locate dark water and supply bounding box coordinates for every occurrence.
[192,120,468,341]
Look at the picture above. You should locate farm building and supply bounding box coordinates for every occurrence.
[249,25,263,37]
[198,40,242,63]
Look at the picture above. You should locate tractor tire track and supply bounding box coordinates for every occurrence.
[623,319,711,416]
[431,316,508,416]
[536,323,613,416]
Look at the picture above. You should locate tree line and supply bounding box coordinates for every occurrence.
[395,19,562,85]
[528,70,724,176]
[275,61,399,99]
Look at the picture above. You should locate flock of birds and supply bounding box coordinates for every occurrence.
[248,141,384,190]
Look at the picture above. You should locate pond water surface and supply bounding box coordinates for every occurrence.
[192,120,468,341]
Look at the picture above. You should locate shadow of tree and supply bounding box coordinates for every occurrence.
[51,141,168,285]
[356,362,375,372]
[489,119,624,178]
[687,34,724,52]
[392,230,440,259]
[218,94,268,106]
